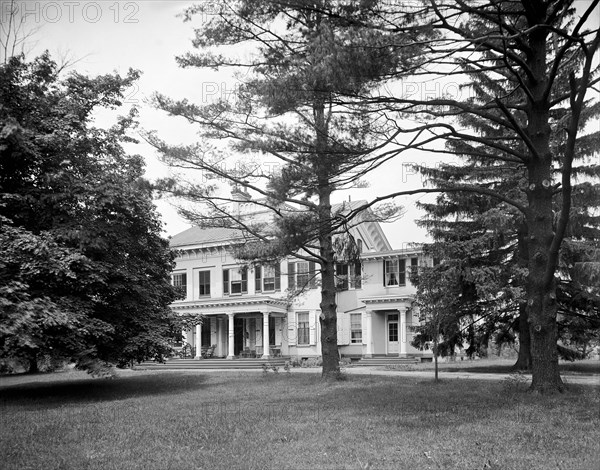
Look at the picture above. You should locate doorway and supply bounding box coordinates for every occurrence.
[387,313,399,355]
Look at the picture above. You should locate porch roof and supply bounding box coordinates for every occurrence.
[171,295,288,315]
[359,295,414,311]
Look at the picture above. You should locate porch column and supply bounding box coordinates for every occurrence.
[399,308,407,357]
[227,313,235,359]
[217,317,224,357]
[195,324,201,359]
[261,312,270,359]
[364,310,373,358]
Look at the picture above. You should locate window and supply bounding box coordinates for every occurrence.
[297,312,310,345]
[198,270,211,297]
[388,322,399,342]
[388,313,399,342]
[336,262,362,291]
[350,313,362,343]
[411,257,418,276]
[297,262,310,288]
[287,261,316,290]
[255,264,281,292]
[172,272,187,297]
[223,267,247,295]
[336,263,349,290]
[384,258,405,286]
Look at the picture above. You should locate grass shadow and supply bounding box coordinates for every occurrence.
[0,372,208,407]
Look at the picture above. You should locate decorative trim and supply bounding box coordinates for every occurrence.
[172,296,288,312]
[360,295,414,305]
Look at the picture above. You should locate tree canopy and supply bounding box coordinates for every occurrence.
[0,53,181,373]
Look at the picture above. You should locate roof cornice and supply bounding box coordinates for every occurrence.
[171,295,288,312]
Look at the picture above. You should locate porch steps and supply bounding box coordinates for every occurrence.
[136,357,290,370]
[355,356,420,366]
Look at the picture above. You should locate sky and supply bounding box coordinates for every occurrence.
[3,0,598,249]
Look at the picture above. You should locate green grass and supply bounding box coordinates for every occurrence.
[383,358,600,375]
[1,370,599,470]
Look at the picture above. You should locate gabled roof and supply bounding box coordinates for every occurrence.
[169,226,243,248]
[332,200,392,252]
[169,199,393,251]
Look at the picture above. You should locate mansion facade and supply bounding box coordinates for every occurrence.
[170,201,428,361]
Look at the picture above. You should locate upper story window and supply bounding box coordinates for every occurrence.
[288,261,317,290]
[384,258,406,286]
[335,262,362,291]
[223,267,248,295]
[198,270,211,297]
[410,257,418,277]
[255,264,281,292]
[172,272,187,297]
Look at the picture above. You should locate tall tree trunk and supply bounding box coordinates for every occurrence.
[525,158,564,391]
[524,24,564,393]
[314,97,339,378]
[318,198,340,378]
[514,223,531,370]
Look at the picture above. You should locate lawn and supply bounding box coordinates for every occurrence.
[1,370,599,470]
[379,357,600,376]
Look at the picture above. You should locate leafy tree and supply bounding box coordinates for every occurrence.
[410,261,467,382]
[148,0,430,377]
[0,53,180,372]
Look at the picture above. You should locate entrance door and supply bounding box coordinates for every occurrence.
[234,317,244,356]
[387,313,399,355]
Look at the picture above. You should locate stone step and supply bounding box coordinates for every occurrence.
[356,356,420,366]
[136,358,290,370]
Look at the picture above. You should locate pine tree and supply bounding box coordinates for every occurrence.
[147,0,431,377]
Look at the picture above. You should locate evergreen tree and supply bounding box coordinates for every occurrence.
[148,0,430,377]
[347,0,600,392]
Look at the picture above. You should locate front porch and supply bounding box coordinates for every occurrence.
[172,296,288,360]
[359,295,419,358]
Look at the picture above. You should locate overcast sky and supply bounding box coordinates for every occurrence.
[6,0,597,248]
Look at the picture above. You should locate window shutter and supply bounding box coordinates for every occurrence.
[383,260,386,286]
[309,261,317,289]
[338,312,349,345]
[399,259,406,285]
[255,266,262,292]
[241,267,248,293]
[309,311,316,345]
[274,264,281,290]
[223,269,229,294]
[288,262,295,290]
[354,262,362,289]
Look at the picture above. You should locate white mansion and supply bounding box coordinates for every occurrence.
[170,200,428,361]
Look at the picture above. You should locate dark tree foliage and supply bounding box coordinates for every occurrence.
[0,54,181,373]
[344,0,600,393]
